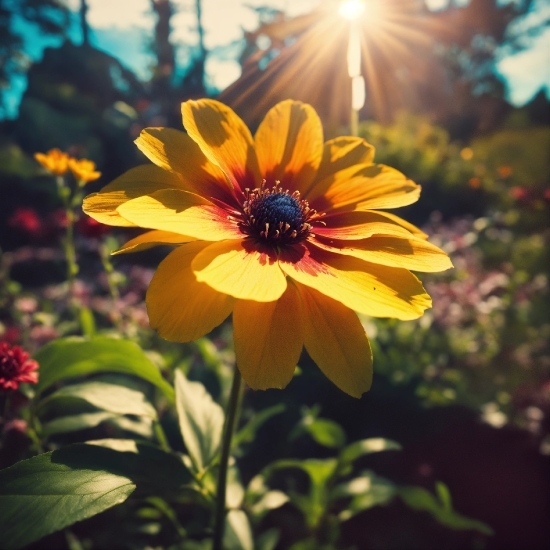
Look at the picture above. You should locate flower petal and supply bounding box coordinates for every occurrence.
[254,100,323,194]
[117,189,242,240]
[233,283,303,390]
[135,127,236,205]
[297,283,372,398]
[181,99,260,192]
[311,235,453,272]
[314,211,414,240]
[113,230,195,255]
[280,245,431,320]
[309,164,421,212]
[83,164,183,226]
[192,239,287,302]
[373,211,429,240]
[310,136,375,195]
[146,242,234,342]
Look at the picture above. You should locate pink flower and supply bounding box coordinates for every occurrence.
[0,343,39,391]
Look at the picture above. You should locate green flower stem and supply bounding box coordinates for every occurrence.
[153,421,171,452]
[99,243,122,328]
[213,366,242,550]
[56,176,78,289]
[64,209,78,285]
[99,243,120,302]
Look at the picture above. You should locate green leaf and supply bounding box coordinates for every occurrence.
[40,412,154,438]
[41,411,119,436]
[37,381,158,419]
[85,441,193,495]
[436,481,452,512]
[303,418,346,449]
[339,438,402,465]
[224,510,254,550]
[108,415,154,438]
[256,528,280,550]
[331,471,396,520]
[175,369,224,472]
[234,404,285,447]
[249,491,290,521]
[0,442,193,549]
[0,448,135,549]
[34,336,174,401]
[399,485,494,535]
[262,459,338,529]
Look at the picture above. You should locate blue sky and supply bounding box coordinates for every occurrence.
[3,0,549,119]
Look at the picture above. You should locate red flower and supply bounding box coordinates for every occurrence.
[510,186,529,201]
[48,208,68,229]
[0,325,21,344]
[0,343,39,391]
[76,215,112,239]
[8,208,42,236]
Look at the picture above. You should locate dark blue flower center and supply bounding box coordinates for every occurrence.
[250,193,304,235]
[237,181,322,245]
[236,180,324,248]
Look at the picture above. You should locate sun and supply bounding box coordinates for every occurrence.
[338,0,367,20]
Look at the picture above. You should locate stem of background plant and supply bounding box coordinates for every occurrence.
[98,241,122,328]
[1,391,10,424]
[212,366,242,550]
[153,421,171,453]
[56,176,79,291]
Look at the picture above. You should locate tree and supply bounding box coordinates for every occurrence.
[0,0,70,116]
[179,0,207,98]
[149,0,177,120]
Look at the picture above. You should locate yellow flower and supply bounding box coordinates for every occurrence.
[68,158,102,184]
[34,148,70,176]
[83,99,452,397]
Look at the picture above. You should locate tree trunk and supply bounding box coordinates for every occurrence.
[80,0,89,46]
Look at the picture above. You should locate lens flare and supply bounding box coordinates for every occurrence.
[338,0,366,20]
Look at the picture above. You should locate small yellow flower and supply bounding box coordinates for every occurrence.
[83,99,452,398]
[68,158,102,184]
[34,148,70,176]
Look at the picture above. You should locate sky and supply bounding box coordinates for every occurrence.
[4,0,549,118]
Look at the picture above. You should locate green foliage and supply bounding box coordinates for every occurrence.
[37,380,158,419]
[34,336,174,401]
[471,127,550,191]
[225,510,254,550]
[333,470,397,521]
[339,437,402,466]
[0,440,196,549]
[0,446,134,550]
[234,403,285,448]
[290,405,347,449]
[398,482,494,536]
[246,414,494,548]
[245,431,403,544]
[175,368,224,473]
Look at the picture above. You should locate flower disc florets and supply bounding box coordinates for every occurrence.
[237,180,323,246]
